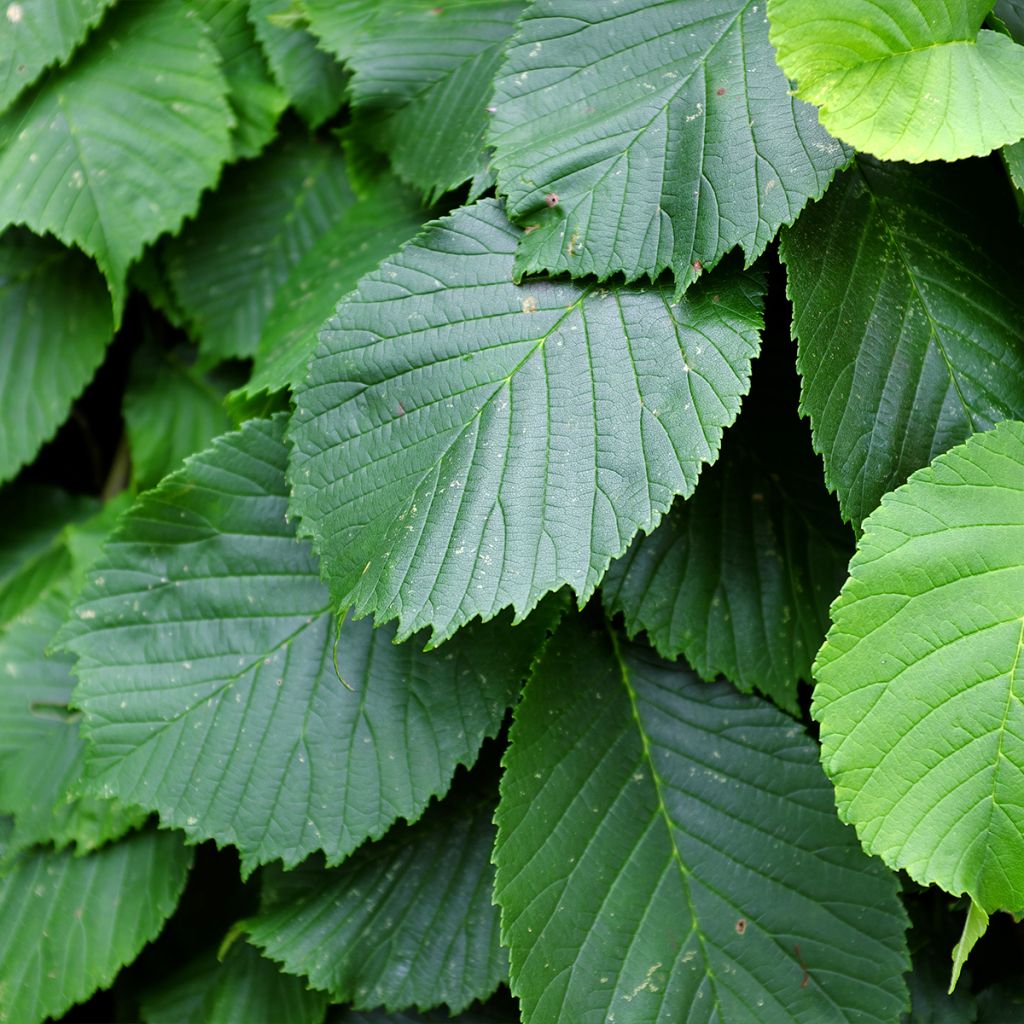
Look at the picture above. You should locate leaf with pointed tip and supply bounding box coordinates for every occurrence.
[768,0,1024,162]
[489,0,848,290]
[288,199,764,644]
[0,829,192,1024]
[65,415,552,872]
[249,792,505,1014]
[166,131,356,364]
[782,156,1024,527]
[0,0,233,310]
[494,616,909,1024]
[0,228,113,484]
[0,0,115,113]
[949,902,988,996]
[814,421,1024,915]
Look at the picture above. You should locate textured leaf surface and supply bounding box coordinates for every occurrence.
[769,0,1024,162]
[166,131,355,363]
[0,828,192,1024]
[309,1,522,200]
[0,0,114,112]
[814,421,1024,914]
[0,0,232,308]
[249,793,505,1013]
[783,157,1024,527]
[0,229,113,484]
[489,0,847,289]
[495,616,909,1024]
[242,175,426,400]
[603,372,849,712]
[289,199,764,644]
[249,0,347,127]
[66,416,549,872]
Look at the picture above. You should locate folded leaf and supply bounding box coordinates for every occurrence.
[489,0,848,289]
[815,421,1024,914]
[494,616,909,1024]
[289,198,764,643]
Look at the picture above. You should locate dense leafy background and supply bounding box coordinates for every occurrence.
[3,1,1024,1021]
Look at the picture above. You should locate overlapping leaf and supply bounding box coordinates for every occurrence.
[166,131,355,364]
[489,0,848,289]
[495,616,909,1024]
[289,199,764,644]
[0,0,233,309]
[0,829,192,1024]
[65,416,550,872]
[814,421,1024,914]
[782,156,1024,526]
[769,0,1024,162]
[249,793,505,1014]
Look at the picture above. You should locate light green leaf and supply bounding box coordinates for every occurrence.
[249,792,505,1014]
[0,0,233,310]
[298,0,379,61]
[248,0,347,127]
[166,130,356,364]
[602,374,849,713]
[768,0,1024,162]
[0,828,192,1024]
[0,0,115,113]
[949,902,988,996]
[489,0,848,290]
[65,416,551,872]
[307,1,523,201]
[782,156,1024,527]
[288,199,764,644]
[814,421,1024,914]
[494,616,909,1024]
[241,174,427,401]
[0,228,113,484]
[123,341,235,491]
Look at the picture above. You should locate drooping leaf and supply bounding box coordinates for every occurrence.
[0,828,192,1024]
[0,0,233,310]
[949,902,988,996]
[240,174,427,401]
[307,1,523,200]
[814,421,1024,915]
[0,0,115,113]
[489,0,848,290]
[288,198,764,644]
[65,415,552,872]
[782,156,1024,527]
[249,792,506,1014]
[494,615,909,1024]
[166,130,356,364]
[123,341,236,491]
[248,0,347,128]
[768,0,1024,163]
[0,228,113,484]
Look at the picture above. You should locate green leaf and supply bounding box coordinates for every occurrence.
[602,374,850,713]
[248,792,505,1013]
[949,902,988,995]
[288,198,764,644]
[0,228,113,484]
[768,0,1024,162]
[308,1,523,201]
[123,342,235,491]
[814,421,1024,914]
[65,415,551,872]
[489,0,848,290]
[297,0,379,62]
[248,0,347,128]
[330,1005,516,1024]
[240,174,427,401]
[140,948,222,1024]
[0,828,192,1024]
[782,156,1024,527]
[0,0,115,113]
[166,130,356,364]
[190,0,288,159]
[494,616,909,1024]
[0,0,233,310]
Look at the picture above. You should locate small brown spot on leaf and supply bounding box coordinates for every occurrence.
[716,87,726,96]
[522,296,538,314]
[735,918,747,935]
[545,192,559,208]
